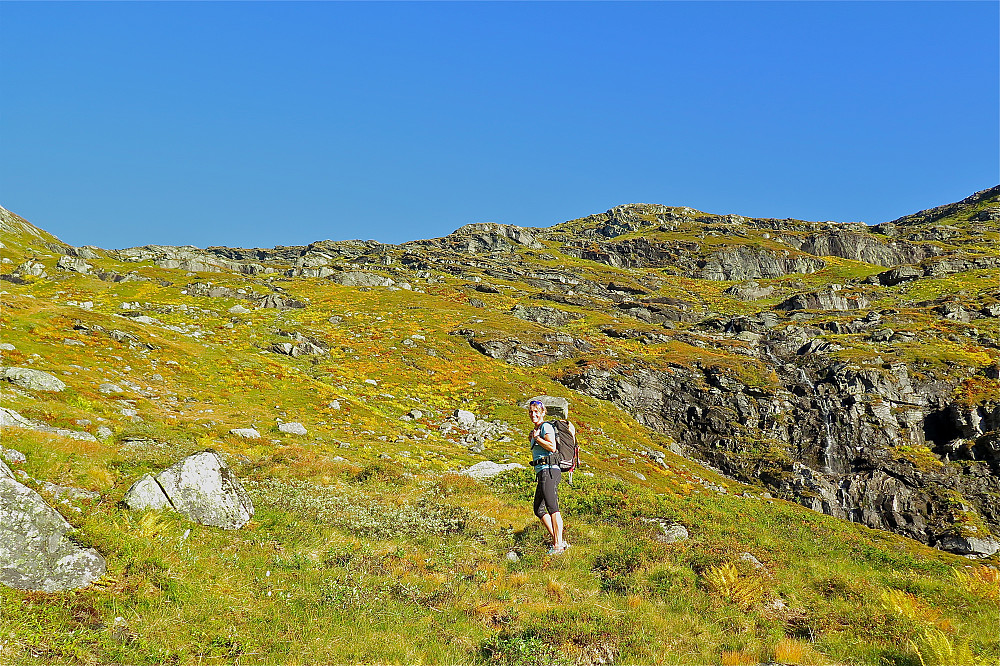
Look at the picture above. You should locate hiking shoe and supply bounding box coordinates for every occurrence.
[546,545,565,556]
[558,542,571,551]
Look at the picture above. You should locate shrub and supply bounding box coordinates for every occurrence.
[592,544,644,594]
[702,562,764,609]
[477,631,571,666]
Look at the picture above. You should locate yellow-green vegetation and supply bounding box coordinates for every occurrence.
[1,197,999,665]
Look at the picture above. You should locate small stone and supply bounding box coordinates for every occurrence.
[655,523,689,544]
[505,551,520,563]
[96,426,113,440]
[229,428,261,439]
[99,383,123,395]
[278,422,307,436]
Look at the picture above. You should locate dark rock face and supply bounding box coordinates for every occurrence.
[557,344,1000,557]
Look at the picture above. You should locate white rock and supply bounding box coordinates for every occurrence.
[123,474,172,511]
[2,368,66,392]
[505,551,520,563]
[278,422,307,436]
[454,410,476,427]
[229,428,261,439]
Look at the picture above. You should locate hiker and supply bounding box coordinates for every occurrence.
[527,399,569,555]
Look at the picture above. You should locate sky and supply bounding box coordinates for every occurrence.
[1,1,997,251]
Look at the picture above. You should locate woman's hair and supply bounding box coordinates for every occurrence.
[528,399,546,412]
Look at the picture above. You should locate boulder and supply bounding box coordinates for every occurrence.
[876,265,922,286]
[936,534,1000,559]
[15,260,47,278]
[123,450,254,529]
[454,410,476,428]
[524,395,570,419]
[56,255,93,274]
[123,474,173,511]
[724,281,776,301]
[0,475,106,591]
[776,288,870,312]
[2,367,66,392]
[278,422,307,435]
[657,523,690,544]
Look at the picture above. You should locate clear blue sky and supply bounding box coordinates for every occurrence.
[2,1,997,250]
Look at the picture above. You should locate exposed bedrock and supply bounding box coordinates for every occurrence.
[558,353,1000,557]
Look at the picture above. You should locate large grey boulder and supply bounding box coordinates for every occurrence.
[56,255,93,274]
[2,367,66,392]
[122,450,253,529]
[936,534,1000,559]
[0,475,106,591]
[523,395,570,419]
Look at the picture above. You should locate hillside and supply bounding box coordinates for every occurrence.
[0,189,998,665]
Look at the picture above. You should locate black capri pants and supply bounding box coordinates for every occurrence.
[533,467,561,517]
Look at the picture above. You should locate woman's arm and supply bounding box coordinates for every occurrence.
[534,424,557,453]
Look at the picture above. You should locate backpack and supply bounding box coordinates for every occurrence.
[549,419,580,481]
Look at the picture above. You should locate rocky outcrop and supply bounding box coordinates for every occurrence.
[463,331,592,368]
[558,346,1000,556]
[411,223,544,255]
[562,237,696,269]
[776,287,870,311]
[725,281,776,301]
[569,203,699,238]
[697,247,825,280]
[509,305,581,328]
[122,451,254,529]
[329,270,395,288]
[782,230,940,266]
[0,466,106,591]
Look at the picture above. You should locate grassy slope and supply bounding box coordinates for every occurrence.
[0,206,997,666]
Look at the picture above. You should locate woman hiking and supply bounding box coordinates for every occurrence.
[527,399,570,555]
